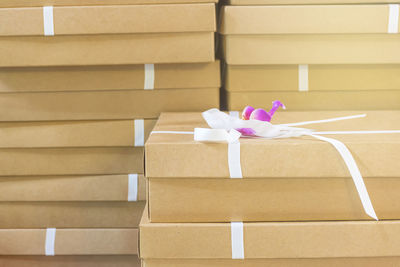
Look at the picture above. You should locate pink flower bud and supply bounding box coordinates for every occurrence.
[249,108,271,122]
[241,106,254,120]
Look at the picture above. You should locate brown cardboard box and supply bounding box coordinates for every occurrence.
[0,88,219,121]
[227,90,400,111]
[220,5,397,34]
[225,64,400,92]
[0,256,140,267]
[0,174,146,201]
[1,0,217,7]
[146,111,400,222]
[0,202,145,228]
[0,120,155,148]
[222,34,400,65]
[225,0,398,4]
[0,147,143,176]
[140,211,400,260]
[0,228,138,255]
[1,32,214,67]
[1,4,215,36]
[0,61,220,92]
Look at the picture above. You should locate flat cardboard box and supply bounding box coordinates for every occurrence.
[0,201,145,228]
[0,147,143,176]
[225,64,400,92]
[1,0,217,7]
[0,256,140,267]
[0,61,220,92]
[0,120,155,148]
[223,34,400,65]
[146,111,400,178]
[0,228,138,255]
[140,211,400,259]
[0,174,146,201]
[0,32,214,67]
[1,4,215,36]
[225,0,398,4]
[227,90,400,110]
[0,88,219,121]
[144,258,400,267]
[220,5,397,34]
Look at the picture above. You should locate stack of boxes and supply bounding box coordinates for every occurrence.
[0,0,218,266]
[141,110,400,266]
[219,0,400,110]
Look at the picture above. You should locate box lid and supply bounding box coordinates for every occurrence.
[0,3,215,36]
[0,174,145,201]
[0,228,138,255]
[0,61,220,92]
[140,210,400,259]
[146,110,400,178]
[220,5,397,34]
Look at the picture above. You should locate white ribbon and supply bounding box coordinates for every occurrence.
[144,64,155,90]
[45,228,56,256]
[230,222,244,259]
[134,119,144,147]
[298,64,309,92]
[43,6,54,36]
[388,4,399,34]
[128,174,138,202]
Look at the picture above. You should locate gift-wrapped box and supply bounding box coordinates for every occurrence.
[0,3,216,66]
[140,210,400,266]
[146,111,400,222]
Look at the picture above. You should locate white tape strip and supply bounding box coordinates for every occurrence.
[281,114,366,127]
[128,174,138,202]
[45,228,56,256]
[311,134,378,220]
[314,130,400,135]
[388,4,399,34]
[298,64,309,92]
[144,64,155,90]
[228,142,243,179]
[229,111,240,118]
[231,222,244,259]
[134,119,144,147]
[43,6,54,36]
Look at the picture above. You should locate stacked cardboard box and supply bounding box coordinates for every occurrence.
[219,1,400,110]
[0,0,219,265]
[141,110,400,266]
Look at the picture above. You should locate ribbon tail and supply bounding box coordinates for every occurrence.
[310,134,378,221]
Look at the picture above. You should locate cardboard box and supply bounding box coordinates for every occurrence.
[0,120,155,148]
[0,174,146,201]
[140,212,400,260]
[1,32,214,67]
[0,202,145,228]
[0,61,220,92]
[0,88,219,121]
[225,64,400,92]
[227,90,400,111]
[0,147,143,176]
[146,111,400,222]
[1,4,215,36]
[220,5,397,34]
[222,34,400,65]
[1,0,217,8]
[0,256,140,267]
[225,0,398,4]
[0,228,138,255]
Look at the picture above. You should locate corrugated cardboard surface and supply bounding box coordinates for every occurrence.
[0,256,140,267]
[0,174,146,201]
[0,147,143,176]
[0,88,219,121]
[226,0,398,4]
[149,177,400,222]
[225,64,400,92]
[227,90,400,110]
[1,0,217,7]
[146,111,400,178]
[1,32,214,67]
[0,120,155,148]
[1,4,215,36]
[144,258,400,267]
[223,34,400,65]
[0,202,145,228]
[0,228,138,255]
[220,5,395,34]
[0,61,220,92]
